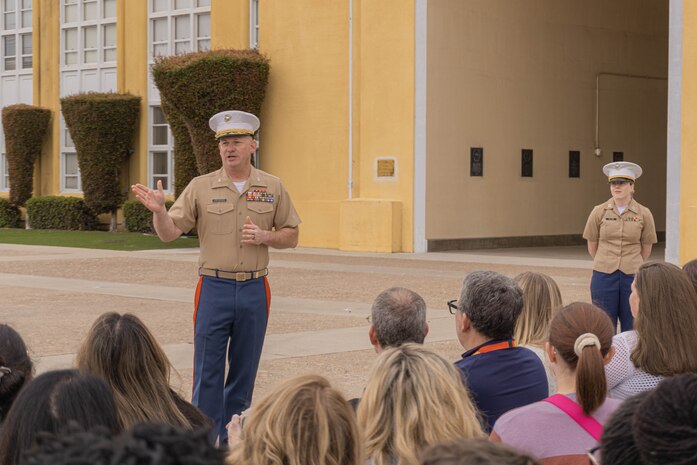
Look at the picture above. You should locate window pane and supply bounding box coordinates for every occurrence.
[83,49,97,63]
[103,0,116,19]
[196,0,210,6]
[196,13,210,38]
[21,9,30,27]
[3,36,15,56]
[152,151,168,173]
[104,48,115,61]
[4,57,15,70]
[4,0,15,11]
[21,0,30,9]
[174,0,191,9]
[153,126,168,145]
[153,43,167,57]
[152,17,167,42]
[65,129,74,148]
[4,12,15,29]
[64,51,77,65]
[21,56,31,68]
[64,28,77,50]
[21,33,30,54]
[152,106,166,124]
[103,23,116,47]
[65,176,78,189]
[152,0,168,13]
[65,154,78,174]
[197,39,210,51]
[174,15,190,40]
[174,41,190,54]
[153,176,168,190]
[83,0,97,21]
[83,25,97,48]
[64,4,77,22]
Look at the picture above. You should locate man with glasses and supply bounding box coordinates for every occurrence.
[450,271,548,432]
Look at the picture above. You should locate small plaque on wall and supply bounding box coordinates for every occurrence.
[613,151,624,162]
[569,151,580,178]
[521,149,533,177]
[470,147,483,176]
[376,158,396,178]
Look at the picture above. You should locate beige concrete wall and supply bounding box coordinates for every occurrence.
[426,0,668,240]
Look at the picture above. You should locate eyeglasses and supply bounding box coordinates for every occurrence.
[447,299,458,315]
[587,446,601,465]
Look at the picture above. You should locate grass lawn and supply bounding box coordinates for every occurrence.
[0,228,199,251]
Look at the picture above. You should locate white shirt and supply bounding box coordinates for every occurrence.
[605,330,663,400]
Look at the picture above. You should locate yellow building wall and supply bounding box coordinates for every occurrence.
[681,1,697,262]
[352,0,415,252]
[120,0,148,194]
[426,0,668,241]
[214,0,415,251]
[34,0,61,197]
[218,0,353,249]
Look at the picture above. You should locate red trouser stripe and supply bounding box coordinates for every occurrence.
[193,276,203,330]
[264,276,271,317]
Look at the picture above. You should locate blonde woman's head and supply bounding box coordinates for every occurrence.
[357,344,484,465]
[229,374,361,465]
[514,272,563,346]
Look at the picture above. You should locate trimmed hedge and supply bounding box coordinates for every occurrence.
[60,93,141,215]
[122,199,174,233]
[0,197,20,228]
[26,196,98,230]
[1,104,51,206]
[151,49,270,175]
[161,97,197,198]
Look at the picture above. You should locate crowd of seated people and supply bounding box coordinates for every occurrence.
[1,258,697,465]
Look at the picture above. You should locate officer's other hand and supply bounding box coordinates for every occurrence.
[131,180,166,214]
[241,216,265,245]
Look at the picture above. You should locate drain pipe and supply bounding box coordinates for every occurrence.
[348,0,353,199]
[594,72,667,156]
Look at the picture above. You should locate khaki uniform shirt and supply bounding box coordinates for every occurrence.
[168,166,301,271]
[582,198,657,274]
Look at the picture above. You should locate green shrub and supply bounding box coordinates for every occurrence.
[26,196,98,230]
[60,93,141,215]
[151,49,269,176]
[0,197,21,228]
[1,104,51,206]
[122,199,174,233]
[161,97,197,198]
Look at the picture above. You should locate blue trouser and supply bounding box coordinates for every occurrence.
[192,275,269,442]
[591,270,634,332]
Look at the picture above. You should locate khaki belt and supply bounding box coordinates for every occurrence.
[198,267,268,282]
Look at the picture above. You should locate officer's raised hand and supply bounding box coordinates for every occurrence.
[131,180,166,214]
[242,216,266,245]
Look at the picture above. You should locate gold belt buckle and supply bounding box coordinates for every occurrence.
[235,272,248,282]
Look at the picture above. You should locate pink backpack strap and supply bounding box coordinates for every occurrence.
[543,394,603,441]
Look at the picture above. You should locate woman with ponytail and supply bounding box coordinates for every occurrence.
[491,303,621,464]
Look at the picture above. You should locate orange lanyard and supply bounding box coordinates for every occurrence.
[472,339,517,356]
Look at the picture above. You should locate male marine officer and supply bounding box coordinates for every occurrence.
[132,110,300,442]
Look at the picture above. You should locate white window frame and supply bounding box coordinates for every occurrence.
[59,0,116,193]
[147,0,211,193]
[1,0,33,74]
[249,0,259,49]
[60,0,116,69]
[0,152,9,191]
[60,121,82,192]
[149,105,173,191]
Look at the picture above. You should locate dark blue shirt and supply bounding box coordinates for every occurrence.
[455,339,548,432]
